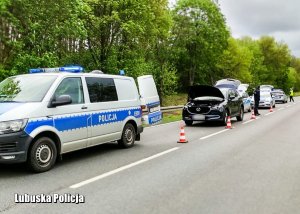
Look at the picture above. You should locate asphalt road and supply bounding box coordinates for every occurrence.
[1,99,300,214]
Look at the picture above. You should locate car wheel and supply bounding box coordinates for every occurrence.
[27,137,57,173]
[185,120,193,126]
[118,123,136,148]
[236,107,244,121]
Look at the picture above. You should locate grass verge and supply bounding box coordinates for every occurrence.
[162,93,187,106]
[162,110,182,124]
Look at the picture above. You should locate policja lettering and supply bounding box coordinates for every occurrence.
[98,113,118,123]
[53,194,85,204]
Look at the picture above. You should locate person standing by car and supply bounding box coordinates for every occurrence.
[254,86,260,116]
[290,88,294,102]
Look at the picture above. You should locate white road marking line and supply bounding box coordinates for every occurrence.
[278,108,284,111]
[243,120,254,124]
[70,147,180,189]
[200,129,229,140]
[242,116,261,124]
[265,112,275,116]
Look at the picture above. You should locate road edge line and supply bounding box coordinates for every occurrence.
[200,129,229,140]
[69,147,180,189]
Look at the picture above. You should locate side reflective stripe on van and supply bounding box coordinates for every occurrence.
[25,118,54,134]
[24,107,142,135]
[91,108,141,126]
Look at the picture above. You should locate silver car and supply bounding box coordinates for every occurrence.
[251,92,276,108]
[272,89,288,103]
[259,92,276,108]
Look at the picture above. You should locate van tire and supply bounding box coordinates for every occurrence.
[118,123,136,148]
[27,137,57,173]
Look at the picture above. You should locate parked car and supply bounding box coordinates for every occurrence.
[251,91,276,108]
[214,78,241,89]
[237,84,251,112]
[272,89,288,103]
[240,92,251,112]
[182,85,244,126]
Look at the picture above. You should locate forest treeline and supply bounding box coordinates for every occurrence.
[1,0,300,98]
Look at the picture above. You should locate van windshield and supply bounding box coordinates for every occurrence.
[0,75,57,102]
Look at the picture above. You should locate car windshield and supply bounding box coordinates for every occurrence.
[0,75,57,102]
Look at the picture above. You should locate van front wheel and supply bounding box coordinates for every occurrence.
[118,123,136,148]
[27,137,57,173]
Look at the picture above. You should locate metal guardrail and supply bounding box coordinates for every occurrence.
[161,105,183,113]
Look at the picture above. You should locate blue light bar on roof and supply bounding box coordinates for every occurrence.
[29,66,84,74]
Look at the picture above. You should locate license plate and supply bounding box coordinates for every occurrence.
[193,115,205,120]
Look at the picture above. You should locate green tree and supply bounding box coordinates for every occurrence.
[172,0,229,88]
[216,38,252,83]
[237,37,266,86]
[287,67,297,90]
[1,0,86,71]
[258,36,291,90]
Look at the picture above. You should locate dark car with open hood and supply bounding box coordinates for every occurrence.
[182,85,244,126]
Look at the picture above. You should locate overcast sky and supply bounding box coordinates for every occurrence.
[169,0,300,57]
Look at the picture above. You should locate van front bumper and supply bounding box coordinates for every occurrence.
[0,131,32,163]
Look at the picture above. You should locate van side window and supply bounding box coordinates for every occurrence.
[86,77,118,102]
[54,78,84,104]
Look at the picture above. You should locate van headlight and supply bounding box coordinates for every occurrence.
[0,119,28,135]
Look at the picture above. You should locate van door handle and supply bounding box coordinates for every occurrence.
[81,106,88,110]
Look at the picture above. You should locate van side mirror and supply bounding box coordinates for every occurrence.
[48,95,72,108]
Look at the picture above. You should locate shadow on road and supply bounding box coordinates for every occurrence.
[0,142,138,176]
[185,119,239,128]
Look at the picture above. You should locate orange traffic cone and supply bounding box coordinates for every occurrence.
[177,126,188,143]
[269,105,274,112]
[225,116,232,129]
[251,110,256,119]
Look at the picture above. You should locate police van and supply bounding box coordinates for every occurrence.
[0,66,162,172]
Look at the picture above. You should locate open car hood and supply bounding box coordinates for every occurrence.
[188,85,225,100]
[237,84,249,94]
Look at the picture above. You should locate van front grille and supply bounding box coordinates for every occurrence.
[0,143,17,153]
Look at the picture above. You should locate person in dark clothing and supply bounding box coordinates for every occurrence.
[254,86,260,116]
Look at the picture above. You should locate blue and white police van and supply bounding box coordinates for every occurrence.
[0,66,162,172]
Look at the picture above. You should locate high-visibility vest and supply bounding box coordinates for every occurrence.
[290,90,294,96]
